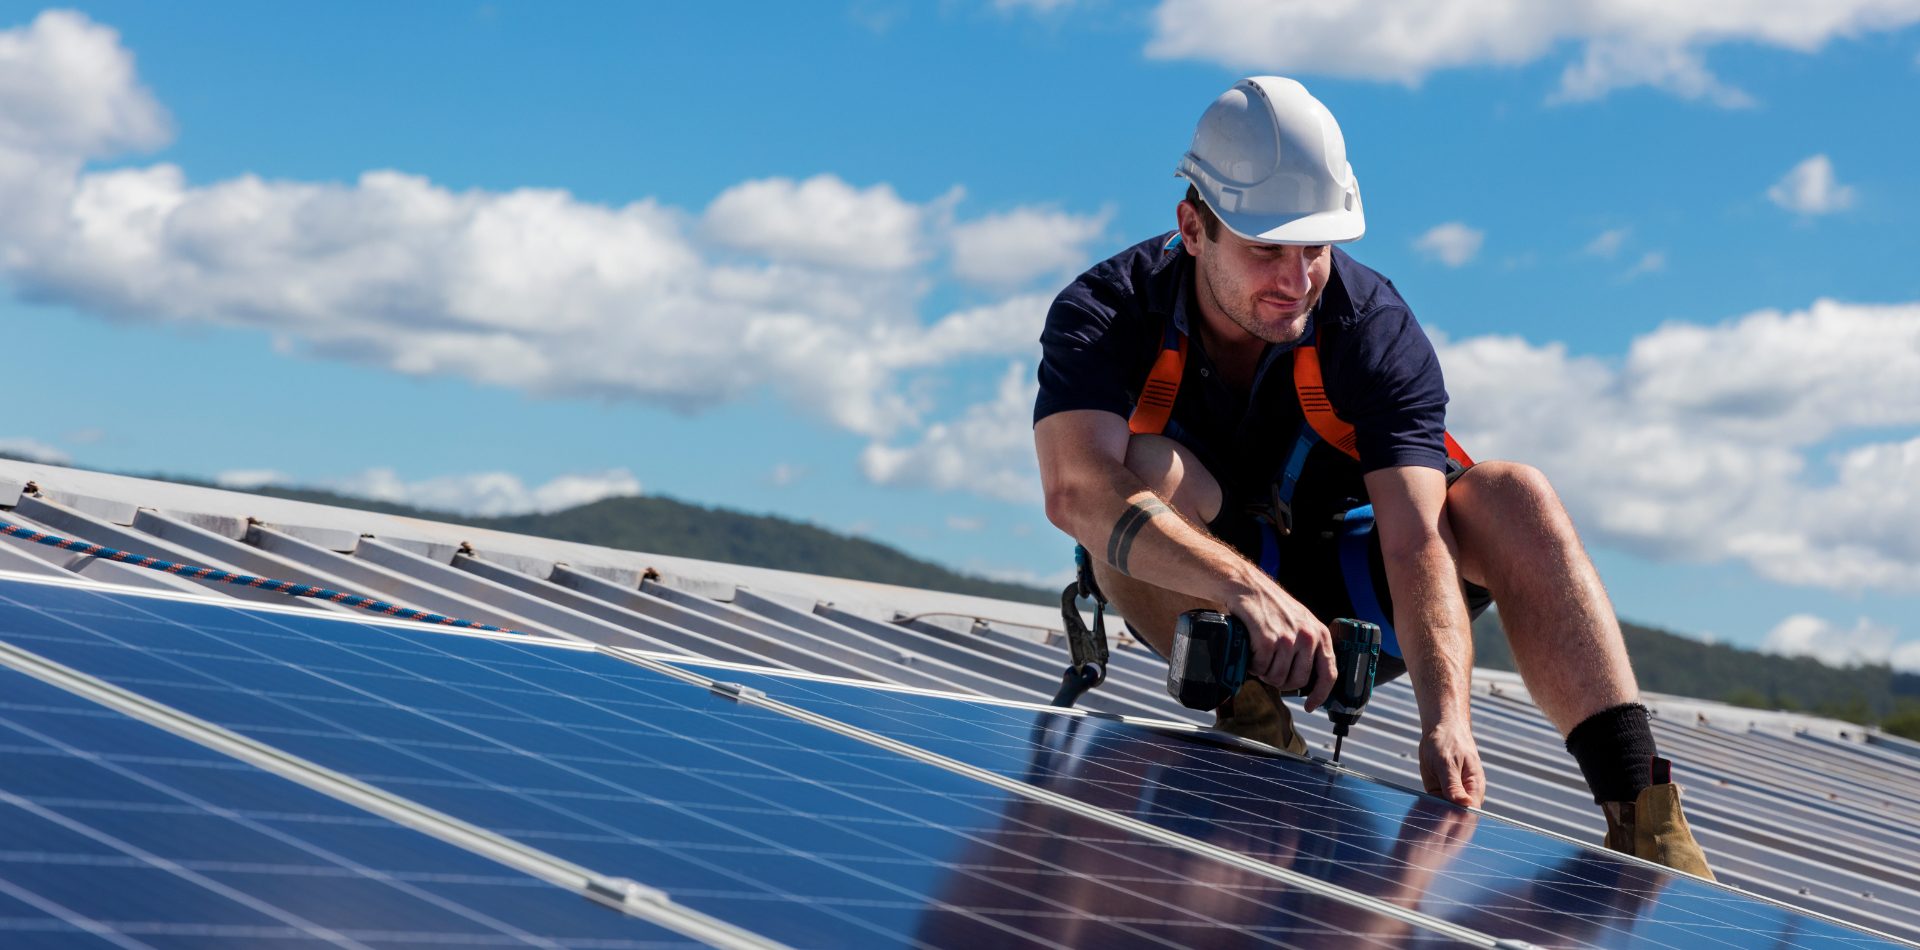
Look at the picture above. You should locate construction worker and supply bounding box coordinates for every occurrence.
[1032,77,1714,877]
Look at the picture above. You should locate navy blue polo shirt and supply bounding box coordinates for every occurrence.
[1034,232,1450,524]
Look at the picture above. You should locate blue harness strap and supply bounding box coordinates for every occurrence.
[1336,504,1401,658]
[1253,420,1322,582]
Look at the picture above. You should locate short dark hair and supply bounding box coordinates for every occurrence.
[1183,184,1221,241]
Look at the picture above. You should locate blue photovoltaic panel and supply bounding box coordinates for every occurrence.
[0,662,700,949]
[0,577,1486,950]
[681,664,1910,950]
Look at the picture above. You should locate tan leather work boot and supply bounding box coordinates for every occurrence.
[1600,757,1715,880]
[1213,679,1309,756]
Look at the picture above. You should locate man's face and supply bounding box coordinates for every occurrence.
[1178,201,1331,345]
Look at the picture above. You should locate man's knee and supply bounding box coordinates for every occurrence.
[1123,433,1222,525]
[1450,460,1561,523]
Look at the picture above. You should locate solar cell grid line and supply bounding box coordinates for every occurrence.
[670,664,1918,950]
[0,576,1502,950]
[0,661,714,950]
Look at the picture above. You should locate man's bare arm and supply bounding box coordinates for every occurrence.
[1037,409,1334,705]
[1365,464,1484,806]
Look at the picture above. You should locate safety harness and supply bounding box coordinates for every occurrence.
[1123,235,1473,659]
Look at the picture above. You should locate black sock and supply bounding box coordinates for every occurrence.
[1565,703,1656,804]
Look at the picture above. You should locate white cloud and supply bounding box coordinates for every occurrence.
[946,515,985,531]
[1622,250,1665,278]
[1762,614,1920,671]
[215,468,295,490]
[862,361,1042,503]
[949,206,1111,288]
[702,174,953,271]
[1767,154,1855,214]
[0,10,1080,498]
[1438,298,1920,593]
[1584,228,1629,258]
[326,467,641,517]
[1141,0,1920,104]
[0,437,70,464]
[1413,222,1484,267]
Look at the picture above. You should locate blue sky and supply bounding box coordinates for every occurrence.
[0,1,1917,663]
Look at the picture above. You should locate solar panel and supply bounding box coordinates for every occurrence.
[0,661,702,949]
[670,663,1912,950]
[0,577,1494,949]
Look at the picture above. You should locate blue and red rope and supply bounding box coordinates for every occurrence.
[0,522,519,635]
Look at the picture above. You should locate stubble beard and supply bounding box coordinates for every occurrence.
[1196,253,1316,346]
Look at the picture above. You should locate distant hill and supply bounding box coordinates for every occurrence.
[1473,610,1920,739]
[237,486,1063,607]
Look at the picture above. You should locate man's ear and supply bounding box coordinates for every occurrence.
[1175,201,1205,257]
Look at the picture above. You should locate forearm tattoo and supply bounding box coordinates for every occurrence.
[1105,498,1172,576]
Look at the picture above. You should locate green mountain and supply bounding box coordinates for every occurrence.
[238,487,1063,607]
[1472,611,1920,739]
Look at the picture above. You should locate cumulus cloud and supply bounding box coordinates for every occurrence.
[862,361,1042,503]
[1762,614,1920,671]
[1439,299,1920,593]
[1414,222,1484,267]
[1767,154,1855,214]
[216,466,641,517]
[702,174,954,271]
[1141,0,1920,104]
[0,10,1077,486]
[949,206,1111,288]
[0,437,70,464]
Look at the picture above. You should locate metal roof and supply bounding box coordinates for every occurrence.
[2,457,1917,946]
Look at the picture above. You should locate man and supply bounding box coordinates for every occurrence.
[1032,77,1713,877]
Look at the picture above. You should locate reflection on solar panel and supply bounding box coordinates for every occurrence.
[0,662,700,949]
[666,664,1914,950]
[0,572,1909,949]
[0,577,1503,949]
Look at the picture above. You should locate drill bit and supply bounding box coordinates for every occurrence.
[1332,734,1344,763]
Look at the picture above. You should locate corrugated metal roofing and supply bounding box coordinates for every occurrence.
[1,456,1916,947]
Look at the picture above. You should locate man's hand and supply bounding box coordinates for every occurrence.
[1418,721,1486,808]
[1223,578,1336,711]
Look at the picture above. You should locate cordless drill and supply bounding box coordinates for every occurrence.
[1166,611,1381,762]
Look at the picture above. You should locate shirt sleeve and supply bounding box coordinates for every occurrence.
[1032,277,1145,425]
[1321,305,1449,473]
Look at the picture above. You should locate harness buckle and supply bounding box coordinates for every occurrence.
[1249,481,1293,536]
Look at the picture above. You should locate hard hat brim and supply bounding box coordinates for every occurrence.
[1175,168,1365,246]
[1216,205,1365,246]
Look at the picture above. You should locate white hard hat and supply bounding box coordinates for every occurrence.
[1175,77,1364,245]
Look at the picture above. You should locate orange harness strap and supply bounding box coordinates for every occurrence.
[1127,318,1187,435]
[1295,330,1475,467]
[1129,323,1474,468]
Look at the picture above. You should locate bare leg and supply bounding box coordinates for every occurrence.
[1445,461,1638,735]
[1087,433,1225,657]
